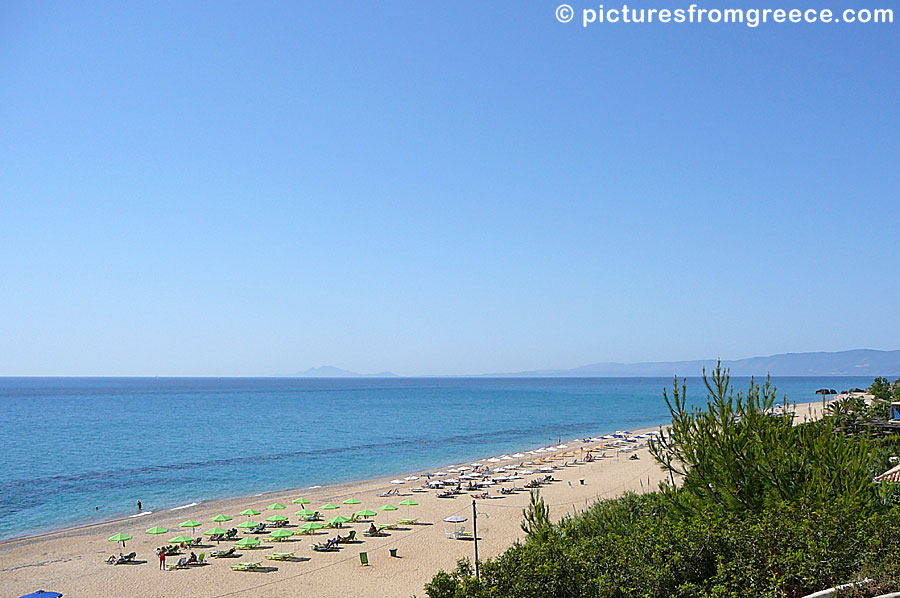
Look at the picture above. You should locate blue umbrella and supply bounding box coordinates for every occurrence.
[20,592,63,598]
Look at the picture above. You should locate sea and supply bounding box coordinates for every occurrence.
[0,376,871,542]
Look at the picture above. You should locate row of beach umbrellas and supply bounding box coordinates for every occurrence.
[108,499,418,547]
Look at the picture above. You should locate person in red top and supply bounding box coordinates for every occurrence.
[158,547,166,570]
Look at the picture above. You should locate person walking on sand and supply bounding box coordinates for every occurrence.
[158,547,166,570]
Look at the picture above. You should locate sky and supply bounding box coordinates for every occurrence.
[1,1,898,376]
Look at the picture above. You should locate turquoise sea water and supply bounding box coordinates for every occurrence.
[0,376,871,542]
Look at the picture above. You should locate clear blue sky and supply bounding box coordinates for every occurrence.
[2,1,898,376]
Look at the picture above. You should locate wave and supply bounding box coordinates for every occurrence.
[168,502,200,511]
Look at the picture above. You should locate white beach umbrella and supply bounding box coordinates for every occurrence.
[390,479,405,484]
[512,453,525,458]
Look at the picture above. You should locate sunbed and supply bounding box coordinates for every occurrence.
[230,561,261,571]
[105,551,137,565]
[265,552,294,561]
[338,530,356,543]
[167,557,189,570]
[210,547,236,558]
[396,518,418,525]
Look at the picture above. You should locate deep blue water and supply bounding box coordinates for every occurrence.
[0,376,870,541]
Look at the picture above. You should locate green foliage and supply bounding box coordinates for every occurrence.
[521,489,553,541]
[425,494,900,598]
[869,377,893,401]
[650,362,876,514]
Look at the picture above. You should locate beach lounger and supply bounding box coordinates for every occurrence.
[106,551,137,565]
[396,518,418,525]
[359,551,369,566]
[339,530,356,543]
[231,561,261,571]
[168,557,189,570]
[210,547,236,558]
[377,488,399,497]
[224,529,238,539]
[265,552,294,561]
[310,538,339,552]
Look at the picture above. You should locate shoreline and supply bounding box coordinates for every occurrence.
[1,422,667,550]
[0,399,830,598]
[1,397,836,550]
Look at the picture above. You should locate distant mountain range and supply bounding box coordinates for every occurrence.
[290,366,398,378]
[495,349,900,378]
[289,350,900,378]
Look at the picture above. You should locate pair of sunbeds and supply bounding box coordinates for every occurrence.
[208,529,238,541]
[167,553,204,569]
[105,552,137,565]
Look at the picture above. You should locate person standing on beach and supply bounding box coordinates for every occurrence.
[136,500,142,511]
[158,547,166,570]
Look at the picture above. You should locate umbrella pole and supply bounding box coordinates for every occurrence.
[472,499,479,580]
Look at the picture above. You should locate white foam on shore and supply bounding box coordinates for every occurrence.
[128,511,153,518]
[169,502,200,511]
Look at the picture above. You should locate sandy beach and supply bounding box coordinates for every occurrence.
[0,400,829,598]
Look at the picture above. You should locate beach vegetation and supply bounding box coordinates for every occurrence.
[521,490,553,542]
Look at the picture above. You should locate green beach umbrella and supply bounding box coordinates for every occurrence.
[179,519,202,530]
[291,497,311,505]
[240,509,261,517]
[169,535,194,544]
[266,503,287,510]
[378,504,399,512]
[342,498,361,505]
[355,509,377,518]
[145,526,169,535]
[236,520,257,529]
[295,509,316,518]
[327,515,350,525]
[299,522,324,533]
[211,514,232,523]
[398,499,419,506]
[266,514,289,522]
[204,527,229,536]
[235,537,260,548]
[319,503,340,510]
[269,529,293,540]
[108,533,132,548]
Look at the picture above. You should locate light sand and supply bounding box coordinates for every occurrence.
[0,400,828,598]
